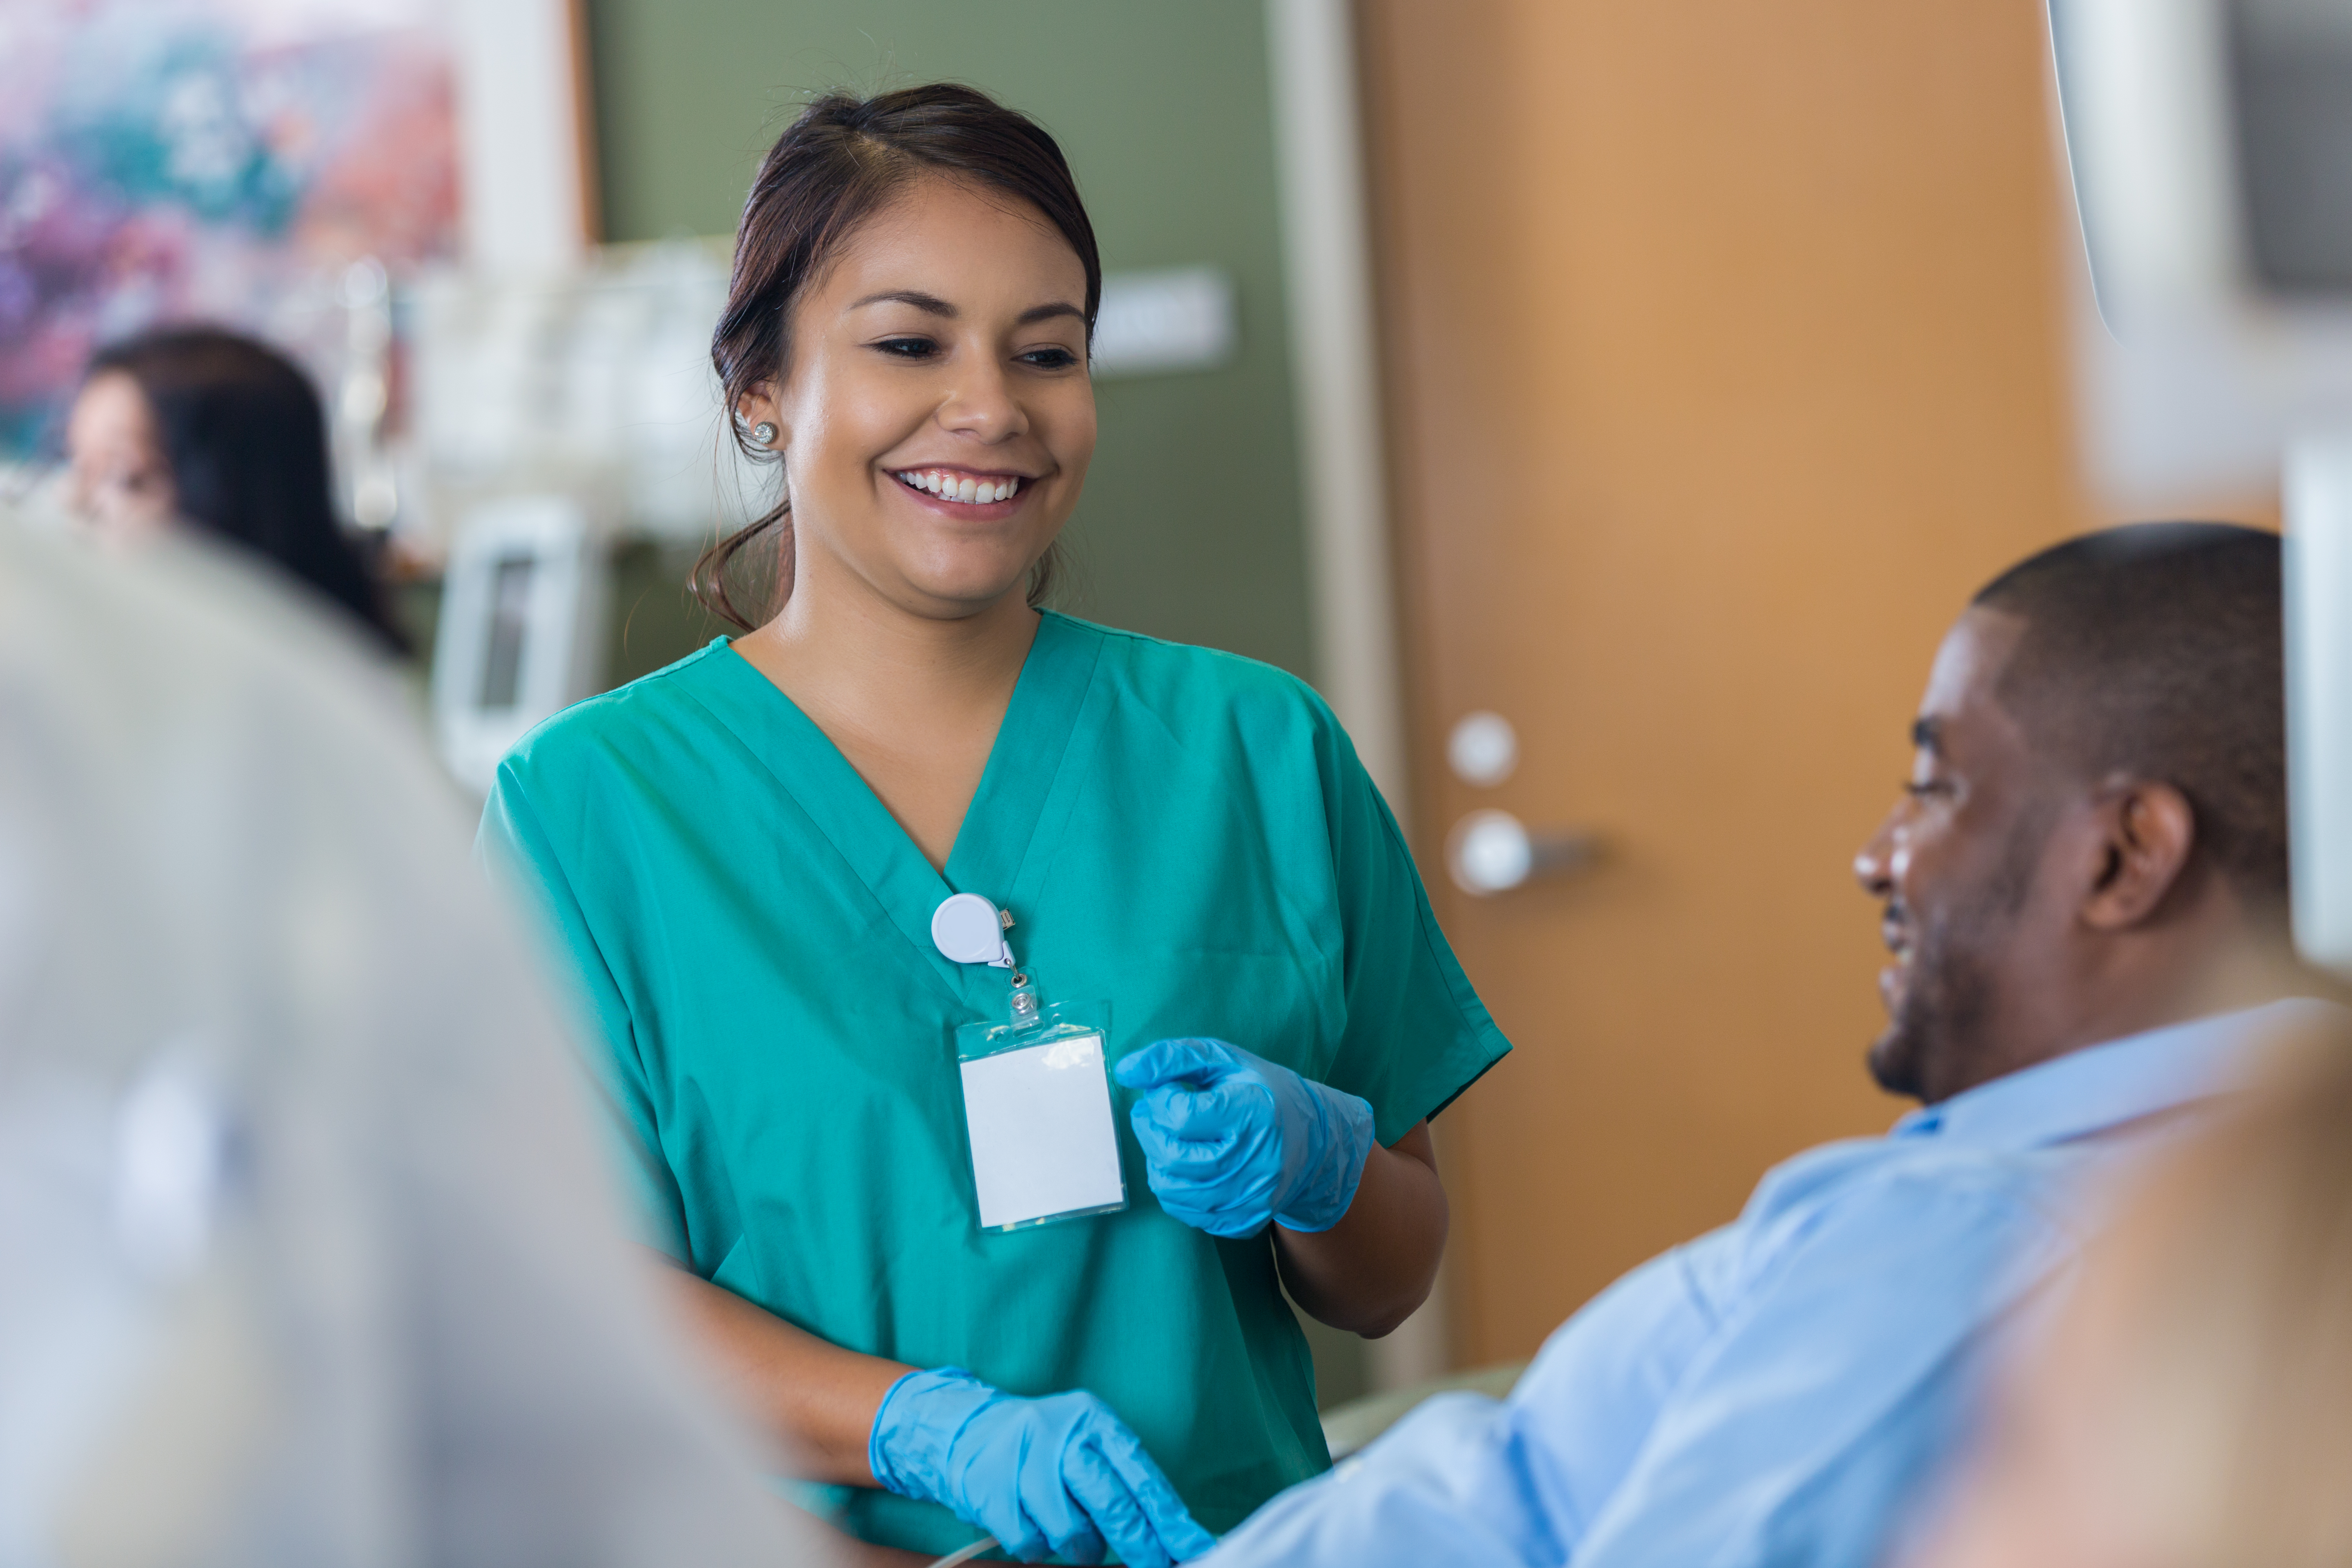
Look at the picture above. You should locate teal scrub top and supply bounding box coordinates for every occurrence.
[479,611,1510,1554]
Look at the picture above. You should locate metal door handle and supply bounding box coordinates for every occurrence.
[1446,810,1599,896]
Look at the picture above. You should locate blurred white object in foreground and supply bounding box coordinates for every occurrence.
[0,518,832,1568]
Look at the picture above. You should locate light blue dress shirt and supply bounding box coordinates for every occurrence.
[1205,1002,2323,1568]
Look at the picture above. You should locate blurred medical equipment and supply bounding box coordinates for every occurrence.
[410,242,744,549]
[432,494,609,795]
[2047,0,2352,971]
[334,258,401,535]
[0,515,833,1567]
[406,240,745,788]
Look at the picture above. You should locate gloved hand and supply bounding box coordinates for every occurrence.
[868,1367,1217,1566]
[1113,1038,1376,1237]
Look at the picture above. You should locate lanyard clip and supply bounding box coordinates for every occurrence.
[931,892,1015,968]
[933,893,1042,1027]
[1008,969,1041,1029]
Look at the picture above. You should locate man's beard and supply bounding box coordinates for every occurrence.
[1867,793,2054,1103]
[1866,902,1998,1102]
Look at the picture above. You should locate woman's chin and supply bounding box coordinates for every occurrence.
[884,566,1044,620]
[884,546,1051,611]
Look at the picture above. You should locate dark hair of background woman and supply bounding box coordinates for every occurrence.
[695,81,1102,632]
[86,326,410,655]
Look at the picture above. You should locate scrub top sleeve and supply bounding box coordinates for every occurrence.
[1313,706,1510,1145]
[477,770,693,1262]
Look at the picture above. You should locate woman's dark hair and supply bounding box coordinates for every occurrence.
[86,326,409,655]
[693,82,1100,632]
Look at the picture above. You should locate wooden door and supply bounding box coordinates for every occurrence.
[1358,0,2105,1363]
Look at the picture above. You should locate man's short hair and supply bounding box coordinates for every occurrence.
[1973,522,2286,904]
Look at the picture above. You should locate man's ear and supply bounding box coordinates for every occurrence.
[2081,779,2198,930]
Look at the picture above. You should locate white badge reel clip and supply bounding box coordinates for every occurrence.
[932,892,1125,1233]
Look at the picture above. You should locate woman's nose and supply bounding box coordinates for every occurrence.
[938,361,1027,443]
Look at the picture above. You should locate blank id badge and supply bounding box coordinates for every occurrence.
[954,999,1127,1232]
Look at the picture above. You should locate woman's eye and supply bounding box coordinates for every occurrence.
[1019,346,1082,370]
[1902,778,1955,800]
[873,336,939,360]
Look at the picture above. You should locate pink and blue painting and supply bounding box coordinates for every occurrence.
[0,0,461,458]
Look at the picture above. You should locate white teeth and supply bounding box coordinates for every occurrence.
[895,470,1021,502]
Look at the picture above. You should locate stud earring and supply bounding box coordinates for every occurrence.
[751,421,779,447]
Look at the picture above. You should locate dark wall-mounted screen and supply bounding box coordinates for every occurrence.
[2232,0,2352,293]
[481,556,537,710]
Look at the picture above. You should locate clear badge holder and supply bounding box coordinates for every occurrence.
[954,977,1127,1233]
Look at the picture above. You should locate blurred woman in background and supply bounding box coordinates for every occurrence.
[66,325,408,654]
[1908,1011,2352,1568]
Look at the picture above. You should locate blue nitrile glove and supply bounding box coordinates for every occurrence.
[1113,1038,1377,1237]
[868,1367,1217,1566]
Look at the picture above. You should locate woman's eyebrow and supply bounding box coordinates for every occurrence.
[851,289,956,316]
[846,292,1084,327]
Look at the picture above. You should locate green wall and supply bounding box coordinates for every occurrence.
[585,0,1316,679]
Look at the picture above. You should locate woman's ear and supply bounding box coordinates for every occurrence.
[735,382,783,450]
[2081,779,2198,930]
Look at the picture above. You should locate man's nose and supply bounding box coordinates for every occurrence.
[1855,816,1898,897]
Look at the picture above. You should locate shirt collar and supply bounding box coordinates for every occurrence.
[1890,998,2342,1150]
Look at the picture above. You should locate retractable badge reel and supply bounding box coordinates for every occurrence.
[931,893,1125,1233]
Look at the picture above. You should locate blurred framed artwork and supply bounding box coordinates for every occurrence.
[0,0,595,469]
[0,0,467,461]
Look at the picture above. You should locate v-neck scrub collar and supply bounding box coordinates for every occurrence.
[684,612,1107,1005]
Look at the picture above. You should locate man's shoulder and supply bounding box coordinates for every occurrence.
[1726,1129,2078,1286]
[1746,1119,2076,1210]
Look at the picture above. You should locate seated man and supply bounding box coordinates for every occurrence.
[1202,522,2323,1568]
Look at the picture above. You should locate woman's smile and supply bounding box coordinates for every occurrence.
[888,463,1033,517]
[728,167,1095,618]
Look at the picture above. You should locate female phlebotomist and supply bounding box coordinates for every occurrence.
[482,85,1508,1564]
